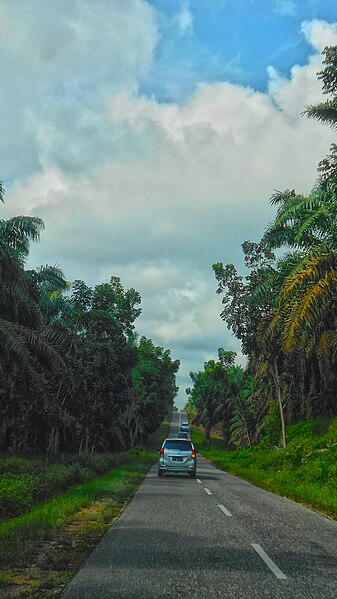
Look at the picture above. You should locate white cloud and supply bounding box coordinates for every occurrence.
[0,0,158,180]
[3,16,337,406]
[175,2,193,35]
[274,0,297,17]
[268,20,337,117]
[301,19,337,51]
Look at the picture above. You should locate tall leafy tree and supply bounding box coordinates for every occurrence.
[188,354,234,443]
[0,184,179,454]
[130,337,179,445]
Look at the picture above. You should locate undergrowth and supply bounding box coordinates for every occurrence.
[192,418,337,519]
[0,422,169,597]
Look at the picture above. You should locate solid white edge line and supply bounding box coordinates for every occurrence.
[204,488,212,495]
[196,478,202,483]
[251,544,287,580]
[218,504,232,517]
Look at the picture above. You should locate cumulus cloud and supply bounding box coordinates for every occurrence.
[268,20,337,117]
[0,0,158,180]
[3,14,337,405]
[301,19,337,50]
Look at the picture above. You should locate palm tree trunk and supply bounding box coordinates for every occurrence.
[271,359,287,448]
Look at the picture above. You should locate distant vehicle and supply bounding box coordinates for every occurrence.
[178,432,188,439]
[158,438,197,478]
[179,422,190,433]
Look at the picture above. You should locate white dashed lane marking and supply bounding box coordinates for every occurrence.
[252,544,287,580]
[218,504,232,517]
[204,488,212,495]
[196,479,202,484]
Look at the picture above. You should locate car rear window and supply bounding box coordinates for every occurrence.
[164,440,192,450]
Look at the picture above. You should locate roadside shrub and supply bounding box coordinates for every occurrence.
[0,454,121,520]
[259,402,281,448]
[193,417,337,518]
[0,457,38,475]
[0,475,33,519]
[0,425,168,525]
[74,453,122,474]
[0,451,139,520]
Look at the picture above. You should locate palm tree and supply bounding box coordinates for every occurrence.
[226,367,255,448]
[0,201,69,450]
[303,46,337,129]
[260,47,337,386]
[262,187,337,360]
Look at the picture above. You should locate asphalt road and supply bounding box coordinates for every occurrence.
[61,412,337,598]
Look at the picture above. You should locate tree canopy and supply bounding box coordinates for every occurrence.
[0,194,179,454]
[189,46,337,447]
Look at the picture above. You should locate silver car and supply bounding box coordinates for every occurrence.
[158,438,197,478]
[179,422,190,433]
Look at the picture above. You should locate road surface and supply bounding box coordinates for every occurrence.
[61,412,337,598]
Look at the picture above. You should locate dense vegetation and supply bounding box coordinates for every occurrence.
[0,422,170,597]
[186,47,337,449]
[0,183,179,455]
[191,417,337,519]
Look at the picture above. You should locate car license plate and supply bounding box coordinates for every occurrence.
[172,457,183,461]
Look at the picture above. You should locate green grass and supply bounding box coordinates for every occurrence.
[0,421,171,522]
[0,422,170,596]
[192,418,337,519]
[0,450,155,568]
[0,452,131,520]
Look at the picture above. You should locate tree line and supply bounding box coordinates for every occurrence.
[0,193,179,455]
[186,46,337,448]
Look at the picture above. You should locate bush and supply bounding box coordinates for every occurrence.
[0,475,33,519]
[0,452,125,520]
[259,401,281,448]
[193,417,337,518]
[0,457,38,475]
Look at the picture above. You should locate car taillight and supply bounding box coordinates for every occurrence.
[160,447,165,455]
[191,449,196,458]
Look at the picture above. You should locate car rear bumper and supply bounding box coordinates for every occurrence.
[158,464,196,474]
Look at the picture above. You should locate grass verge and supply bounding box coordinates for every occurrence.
[0,422,169,598]
[192,419,337,520]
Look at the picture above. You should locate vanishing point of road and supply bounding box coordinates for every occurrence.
[61,412,337,599]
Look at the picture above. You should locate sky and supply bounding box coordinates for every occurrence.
[1,0,337,407]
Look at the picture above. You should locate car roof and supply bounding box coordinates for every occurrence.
[164,438,193,442]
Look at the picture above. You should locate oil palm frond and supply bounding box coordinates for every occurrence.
[303,100,337,128]
[280,251,335,299]
[316,329,337,362]
[257,309,282,350]
[41,324,74,354]
[0,318,66,373]
[270,189,296,206]
[315,328,337,382]
[281,269,337,352]
[26,264,68,291]
[293,207,331,244]
[263,222,295,249]
[0,215,45,256]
